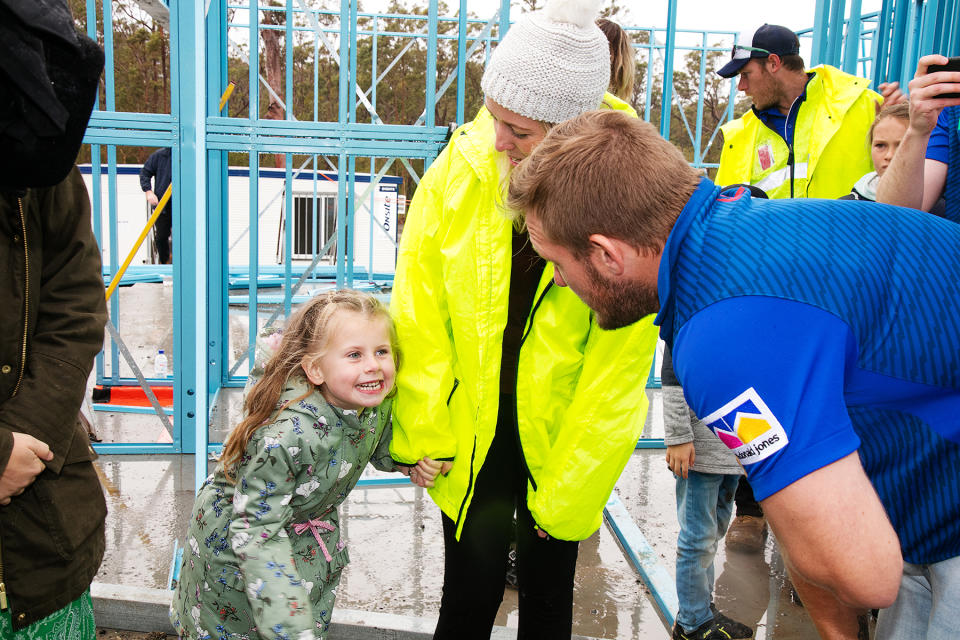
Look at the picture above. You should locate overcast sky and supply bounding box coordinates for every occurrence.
[448,0,884,46]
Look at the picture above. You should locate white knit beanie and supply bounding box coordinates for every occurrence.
[481,0,610,124]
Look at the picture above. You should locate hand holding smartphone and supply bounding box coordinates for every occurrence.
[926,56,960,99]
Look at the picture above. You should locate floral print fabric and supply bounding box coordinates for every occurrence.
[170,378,395,639]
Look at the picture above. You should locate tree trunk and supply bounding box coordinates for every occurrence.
[261,10,285,168]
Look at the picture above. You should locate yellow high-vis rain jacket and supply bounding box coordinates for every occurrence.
[716,64,882,199]
[390,95,659,542]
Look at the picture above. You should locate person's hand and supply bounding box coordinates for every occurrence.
[408,457,451,488]
[665,442,695,478]
[0,433,53,505]
[145,190,159,207]
[876,81,906,113]
[905,54,960,136]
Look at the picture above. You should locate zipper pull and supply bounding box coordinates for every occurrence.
[0,582,7,610]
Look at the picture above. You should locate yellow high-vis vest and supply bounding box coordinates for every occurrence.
[716,65,882,199]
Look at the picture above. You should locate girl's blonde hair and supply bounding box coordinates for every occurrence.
[870,101,910,142]
[220,289,398,481]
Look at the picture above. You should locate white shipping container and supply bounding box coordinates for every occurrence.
[80,165,401,274]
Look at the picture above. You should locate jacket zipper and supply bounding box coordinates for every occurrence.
[0,197,29,611]
[453,278,553,532]
[785,93,803,199]
[13,197,28,397]
[512,281,553,491]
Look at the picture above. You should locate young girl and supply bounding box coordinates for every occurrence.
[170,289,435,639]
[844,102,910,201]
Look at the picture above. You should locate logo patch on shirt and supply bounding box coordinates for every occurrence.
[702,387,788,465]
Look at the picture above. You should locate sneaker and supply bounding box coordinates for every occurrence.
[672,615,754,640]
[504,547,519,589]
[725,515,767,553]
[710,605,754,638]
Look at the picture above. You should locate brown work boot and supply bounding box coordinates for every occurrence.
[725,515,767,553]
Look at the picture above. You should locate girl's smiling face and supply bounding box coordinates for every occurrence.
[302,311,396,410]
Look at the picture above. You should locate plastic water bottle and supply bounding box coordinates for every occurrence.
[154,349,168,377]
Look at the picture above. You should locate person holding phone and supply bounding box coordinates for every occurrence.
[877,54,960,223]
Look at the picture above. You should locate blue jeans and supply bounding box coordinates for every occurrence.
[675,470,740,632]
[876,554,960,640]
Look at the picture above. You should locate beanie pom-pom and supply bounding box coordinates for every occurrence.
[543,0,603,29]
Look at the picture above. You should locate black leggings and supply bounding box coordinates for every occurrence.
[433,397,580,640]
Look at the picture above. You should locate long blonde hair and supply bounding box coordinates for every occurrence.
[220,289,399,481]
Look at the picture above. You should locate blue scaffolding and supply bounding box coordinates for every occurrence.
[84,0,958,490]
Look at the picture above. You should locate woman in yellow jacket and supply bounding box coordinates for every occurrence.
[390,1,659,637]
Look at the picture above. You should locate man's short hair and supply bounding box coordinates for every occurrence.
[779,53,805,72]
[507,110,700,256]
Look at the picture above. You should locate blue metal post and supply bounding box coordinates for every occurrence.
[499,0,510,39]
[171,0,209,485]
[336,1,351,288]
[873,0,894,86]
[918,0,942,59]
[347,155,357,284]
[693,32,708,166]
[425,0,438,129]
[457,0,467,125]
[284,156,293,315]
[286,0,294,122]
[829,0,847,66]
[811,0,832,66]
[211,0,229,394]
[889,0,910,86]
[336,152,348,287]
[843,0,864,74]
[660,0,678,140]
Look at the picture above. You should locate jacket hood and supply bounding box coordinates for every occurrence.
[0,0,104,190]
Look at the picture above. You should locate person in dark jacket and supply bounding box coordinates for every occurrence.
[0,0,109,635]
[139,147,173,264]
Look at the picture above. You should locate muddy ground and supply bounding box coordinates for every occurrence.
[96,631,174,640]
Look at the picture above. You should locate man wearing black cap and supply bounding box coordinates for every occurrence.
[714,24,883,201]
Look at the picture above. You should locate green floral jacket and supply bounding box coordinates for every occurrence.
[170,378,396,639]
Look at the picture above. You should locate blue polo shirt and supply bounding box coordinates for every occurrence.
[924,106,960,223]
[656,179,960,563]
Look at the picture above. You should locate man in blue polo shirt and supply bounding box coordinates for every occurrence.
[878,54,960,222]
[507,110,960,640]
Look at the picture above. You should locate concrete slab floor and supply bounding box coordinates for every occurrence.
[90,283,833,638]
[91,432,830,638]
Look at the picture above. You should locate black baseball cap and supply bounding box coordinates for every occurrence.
[717,24,801,78]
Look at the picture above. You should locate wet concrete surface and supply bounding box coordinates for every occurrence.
[91,283,826,638]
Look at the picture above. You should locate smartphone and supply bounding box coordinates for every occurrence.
[927,56,960,99]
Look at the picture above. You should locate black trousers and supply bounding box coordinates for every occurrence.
[154,209,172,264]
[433,397,580,640]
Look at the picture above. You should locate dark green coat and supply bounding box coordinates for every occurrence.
[0,167,108,629]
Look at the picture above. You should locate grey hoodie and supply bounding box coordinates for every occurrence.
[661,345,743,476]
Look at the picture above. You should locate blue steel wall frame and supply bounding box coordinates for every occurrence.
[85,0,953,465]
[89,0,481,461]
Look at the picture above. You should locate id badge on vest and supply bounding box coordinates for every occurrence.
[757,143,775,171]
